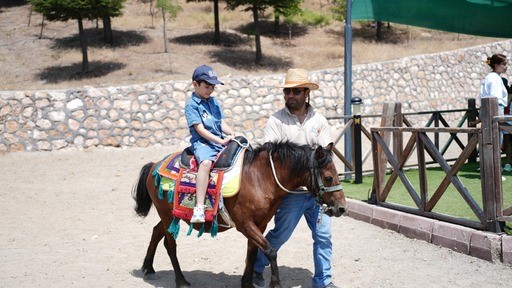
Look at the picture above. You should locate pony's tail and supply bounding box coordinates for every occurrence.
[132,162,154,217]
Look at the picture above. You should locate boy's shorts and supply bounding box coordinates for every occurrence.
[192,141,223,163]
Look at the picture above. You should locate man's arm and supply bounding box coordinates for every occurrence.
[317,115,333,147]
[264,115,282,142]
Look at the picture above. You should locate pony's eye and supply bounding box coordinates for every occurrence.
[325,176,333,184]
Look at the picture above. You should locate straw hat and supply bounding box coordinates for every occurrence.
[279,68,319,90]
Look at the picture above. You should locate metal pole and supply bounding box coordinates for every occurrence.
[354,114,362,183]
[344,0,353,179]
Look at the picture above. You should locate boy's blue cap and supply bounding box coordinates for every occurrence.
[192,65,224,85]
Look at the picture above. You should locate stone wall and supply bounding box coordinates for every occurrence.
[1,40,511,153]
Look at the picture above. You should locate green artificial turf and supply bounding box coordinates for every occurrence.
[340,160,512,234]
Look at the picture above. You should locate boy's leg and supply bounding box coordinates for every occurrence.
[191,159,212,223]
[195,159,212,206]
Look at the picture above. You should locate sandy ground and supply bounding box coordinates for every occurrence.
[1,145,512,288]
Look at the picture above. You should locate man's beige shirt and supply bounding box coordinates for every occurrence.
[264,105,332,147]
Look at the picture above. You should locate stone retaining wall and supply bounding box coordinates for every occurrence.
[1,40,511,153]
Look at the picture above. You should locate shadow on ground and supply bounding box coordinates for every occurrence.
[209,49,293,72]
[131,266,311,288]
[172,31,251,48]
[52,28,150,49]
[37,61,126,84]
[352,24,410,44]
[236,19,309,39]
[0,0,27,9]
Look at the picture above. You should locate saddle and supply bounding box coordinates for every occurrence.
[180,136,250,170]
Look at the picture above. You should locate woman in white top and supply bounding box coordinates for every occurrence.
[481,53,511,172]
[481,53,508,115]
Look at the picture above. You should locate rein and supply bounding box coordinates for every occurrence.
[269,151,307,194]
[269,148,343,201]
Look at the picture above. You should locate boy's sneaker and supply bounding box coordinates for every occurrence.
[190,206,205,223]
[252,271,265,288]
[504,164,512,172]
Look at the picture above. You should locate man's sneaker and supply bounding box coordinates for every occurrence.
[190,206,205,223]
[324,283,340,288]
[252,271,265,288]
[504,164,512,172]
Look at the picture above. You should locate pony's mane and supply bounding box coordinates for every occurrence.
[244,141,313,176]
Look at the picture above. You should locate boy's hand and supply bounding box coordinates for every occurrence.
[221,135,234,146]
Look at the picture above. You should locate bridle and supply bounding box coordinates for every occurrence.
[308,148,343,204]
[269,148,343,204]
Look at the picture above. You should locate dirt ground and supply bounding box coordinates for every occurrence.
[0,1,500,91]
[1,145,512,288]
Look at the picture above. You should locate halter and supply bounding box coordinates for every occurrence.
[269,148,343,204]
[308,149,343,204]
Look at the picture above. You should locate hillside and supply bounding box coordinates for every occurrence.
[0,0,501,90]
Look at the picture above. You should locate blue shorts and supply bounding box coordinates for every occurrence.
[192,141,223,163]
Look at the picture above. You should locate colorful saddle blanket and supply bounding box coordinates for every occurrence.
[153,142,247,224]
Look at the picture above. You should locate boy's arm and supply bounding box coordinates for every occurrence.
[221,122,235,136]
[194,123,232,146]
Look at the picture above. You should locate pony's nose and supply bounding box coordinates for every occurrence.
[325,205,346,217]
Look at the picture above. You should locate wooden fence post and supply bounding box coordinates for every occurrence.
[393,103,403,162]
[373,102,396,202]
[468,98,478,163]
[479,97,501,232]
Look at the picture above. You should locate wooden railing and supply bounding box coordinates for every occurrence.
[327,99,479,180]
[369,98,510,232]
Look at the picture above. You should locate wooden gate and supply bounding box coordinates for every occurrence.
[371,98,511,232]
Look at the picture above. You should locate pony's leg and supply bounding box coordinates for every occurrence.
[142,221,165,280]
[241,241,259,288]
[163,231,191,287]
[240,225,281,288]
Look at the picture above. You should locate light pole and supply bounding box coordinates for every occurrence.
[344,0,353,180]
[351,96,362,184]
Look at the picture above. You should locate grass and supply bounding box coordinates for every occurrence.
[341,160,512,234]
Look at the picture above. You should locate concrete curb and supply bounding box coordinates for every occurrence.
[345,199,512,266]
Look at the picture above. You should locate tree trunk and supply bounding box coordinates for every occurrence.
[274,13,279,34]
[150,0,155,27]
[28,5,33,27]
[213,0,220,44]
[162,8,168,53]
[252,5,262,63]
[376,21,383,42]
[102,16,113,46]
[39,15,45,39]
[78,18,89,73]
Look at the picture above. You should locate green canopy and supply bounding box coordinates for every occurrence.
[352,0,512,38]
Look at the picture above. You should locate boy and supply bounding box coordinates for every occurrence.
[184,65,235,223]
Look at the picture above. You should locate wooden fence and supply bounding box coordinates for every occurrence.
[364,98,511,232]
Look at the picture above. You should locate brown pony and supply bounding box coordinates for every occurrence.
[132,141,346,288]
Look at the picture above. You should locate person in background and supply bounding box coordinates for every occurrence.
[185,65,235,223]
[253,68,339,288]
[502,77,512,172]
[481,53,508,115]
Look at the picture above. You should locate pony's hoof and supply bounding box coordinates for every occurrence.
[175,279,191,287]
[143,272,158,281]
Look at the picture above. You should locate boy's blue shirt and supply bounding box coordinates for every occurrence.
[185,92,224,147]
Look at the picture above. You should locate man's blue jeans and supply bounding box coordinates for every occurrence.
[254,192,333,288]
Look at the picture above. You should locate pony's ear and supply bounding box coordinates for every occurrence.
[325,142,334,151]
[315,145,326,159]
